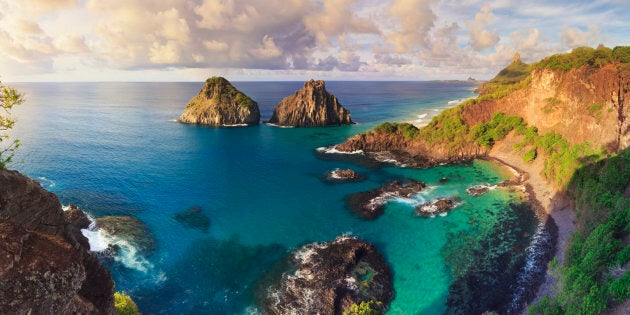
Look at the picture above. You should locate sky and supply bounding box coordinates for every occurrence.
[0,0,628,82]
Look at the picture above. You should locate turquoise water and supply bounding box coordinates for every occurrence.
[9,81,528,313]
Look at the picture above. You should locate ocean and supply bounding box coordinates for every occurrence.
[9,81,538,314]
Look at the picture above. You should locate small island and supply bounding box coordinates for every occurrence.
[178,77,260,126]
[268,79,353,127]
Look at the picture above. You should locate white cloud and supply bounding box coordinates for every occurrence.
[559,25,602,49]
[466,4,499,51]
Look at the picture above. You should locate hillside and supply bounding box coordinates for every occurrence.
[333,45,630,314]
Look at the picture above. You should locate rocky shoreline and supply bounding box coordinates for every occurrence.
[324,138,561,313]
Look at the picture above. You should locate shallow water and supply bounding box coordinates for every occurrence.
[9,81,536,313]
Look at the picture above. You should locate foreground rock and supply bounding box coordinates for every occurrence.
[268,80,353,127]
[95,215,156,254]
[346,179,426,219]
[466,184,492,196]
[178,76,260,126]
[415,197,459,217]
[0,169,114,314]
[260,236,393,314]
[324,168,366,183]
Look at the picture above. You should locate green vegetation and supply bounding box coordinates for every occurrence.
[204,76,256,109]
[0,82,23,170]
[612,46,630,63]
[491,59,532,85]
[534,45,630,71]
[523,148,537,163]
[343,300,382,315]
[373,122,420,140]
[587,103,603,114]
[114,292,141,315]
[470,112,526,149]
[529,149,630,314]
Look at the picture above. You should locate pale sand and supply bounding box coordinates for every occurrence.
[487,133,577,311]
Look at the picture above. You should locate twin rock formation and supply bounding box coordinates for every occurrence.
[179,77,353,127]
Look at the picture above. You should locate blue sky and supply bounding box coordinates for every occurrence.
[0,0,628,82]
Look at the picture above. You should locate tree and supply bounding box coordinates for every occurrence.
[0,82,24,170]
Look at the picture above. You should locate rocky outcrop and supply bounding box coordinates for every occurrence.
[324,168,366,183]
[346,179,426,219]
[95,216,156,254]
[260,236,393,314]
[268,80,353,127]
[466,184,492,196]
[178,77,260,126]
[415,197,458,217]
[0,169,114,314]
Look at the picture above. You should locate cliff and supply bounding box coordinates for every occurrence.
[268,79,353,127]
[0,170,115,314]
[334,48,630,169]
[178,77,260,126]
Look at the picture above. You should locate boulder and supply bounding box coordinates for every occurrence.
[346,179,426,219]
[260,236,393,314]
[173,206,211,232]
[95,216,156,255]
[415,197,458,216]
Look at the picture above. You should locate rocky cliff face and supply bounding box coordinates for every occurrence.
[463,64,630,151]
[0,170,115,314]
[178,77,260,126]
[334,63,629,165]
[268,79,353,127]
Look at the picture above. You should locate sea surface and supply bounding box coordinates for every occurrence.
[9,81,533,314]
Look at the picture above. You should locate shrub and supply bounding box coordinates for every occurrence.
[343,300,382,315]
[114,292,141,315]
[613,46,630,63]
[523,148,537,163]
[0,82,24,170]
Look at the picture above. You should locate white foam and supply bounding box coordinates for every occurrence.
[265,123,295,128]
[168,118,179,122]
[448,99,461,105]
[37,176,55,188]
[316,146,364,155]
[417,113,428,119]
[222,123,248,127]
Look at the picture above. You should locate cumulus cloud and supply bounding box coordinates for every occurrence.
[466,4,500,51]
[559,25,602,49]
[0,0,628,81]
[386,0,438,53]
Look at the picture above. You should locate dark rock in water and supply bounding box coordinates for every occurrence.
[466,184,492,196]
[173,206,211,232]
[95,215,156,254]
[415,197,458,216]
[178,76,260,126]
[0,169,115,314]
[439,177,449,184]
[268,79,353,127]
[259,236,393,315]
[347,179,426,220]
[96,244,121,260]
[324,168,366,183]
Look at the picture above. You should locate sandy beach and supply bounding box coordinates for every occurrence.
[487,133,577,310]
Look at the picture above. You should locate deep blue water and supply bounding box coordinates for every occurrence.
[9,81,524,313]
